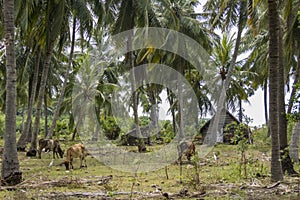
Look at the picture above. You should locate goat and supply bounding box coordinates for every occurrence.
[38,139,64,159]
[177,141,196,162]
[64,143,88,170]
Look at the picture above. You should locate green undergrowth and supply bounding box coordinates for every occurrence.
[0,128,299,199]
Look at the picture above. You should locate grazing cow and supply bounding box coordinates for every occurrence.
[178,141,196,162]
[38,139,64,159]
[64,143,88,170]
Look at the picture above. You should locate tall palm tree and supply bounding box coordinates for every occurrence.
[47,0,97,139]
[1,0,22,185]
[268,0,283,181]
[47,16,77,139]
[28,0,66,155]
[13,0,48,150]
[203,0,248,144]
[109,0,168,151]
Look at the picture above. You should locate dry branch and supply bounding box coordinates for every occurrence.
[0,175,112,191]
[39,191,207,199]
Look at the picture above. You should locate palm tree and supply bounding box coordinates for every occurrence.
[1,0,22,185]
[28,0,66,155]
[13,0,48,150]
[268,0,283,181]
[109,0,167,151]
[46,16,77,139]
[47,0,96,139]
[203,0,248,144]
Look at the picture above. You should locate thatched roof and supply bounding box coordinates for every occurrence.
[199,109,246,143]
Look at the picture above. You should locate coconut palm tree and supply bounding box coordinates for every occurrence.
[203,0,248,143]
[28,0,67,155]
[1,0,22,185]
[109,0,174,151]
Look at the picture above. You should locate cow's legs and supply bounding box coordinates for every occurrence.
[38,147,43,159]
[70,158,74,169]
[83,157,87,168]
[79,156,87,168]
[53,150,56,159]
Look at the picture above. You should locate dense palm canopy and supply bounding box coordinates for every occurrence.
[0,0,300,184]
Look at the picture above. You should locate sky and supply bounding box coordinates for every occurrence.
[240,89,266,127]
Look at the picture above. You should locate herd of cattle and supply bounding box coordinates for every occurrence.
[37,139,196,170]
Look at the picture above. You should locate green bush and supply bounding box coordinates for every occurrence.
[55,117,70,136]
[138,116,150,126]
[0,113,23,138]
[160,120,175,143]
[101,116,121,140]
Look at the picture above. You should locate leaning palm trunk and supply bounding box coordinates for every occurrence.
[1,0,22,185]
[209,1,246,144]
[47,17,76,139]
[290,122,300,163]
[17,49,41,151]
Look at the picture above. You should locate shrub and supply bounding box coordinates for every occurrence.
[160,120,175,143]
[55,117,70,136]
[101,116,121,140]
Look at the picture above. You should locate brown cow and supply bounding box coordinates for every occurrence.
[64,143,88,170]
[38,139,64,159]
[178,141,196,162]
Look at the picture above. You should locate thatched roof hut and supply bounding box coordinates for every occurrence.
[199,110,252,144]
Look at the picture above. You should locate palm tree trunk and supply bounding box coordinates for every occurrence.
[1,0,22,185]
[238,98,243,122]
[17,48,41,151]
[290,122,300,163]
[167,88,177,134]
[128,31,146,152]
[147,84,159,140]
[177,59,184,141]
[264,80,270,137]
[287,49,300,114]
[278,23,296,175]
[44,92,48,137]
[268,0,283,181]
[47,16,76,139]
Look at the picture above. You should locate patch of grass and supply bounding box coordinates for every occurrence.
[0,135,299,199]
